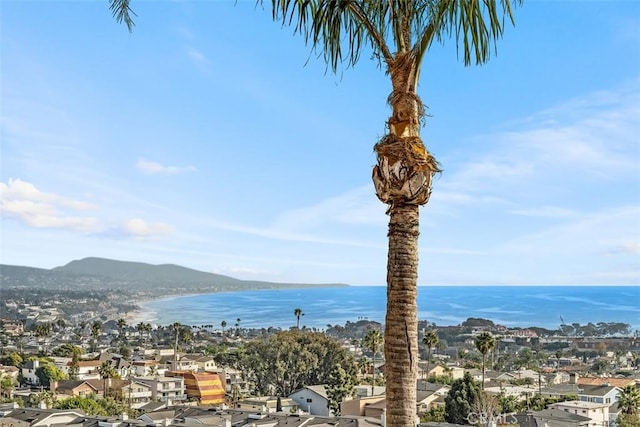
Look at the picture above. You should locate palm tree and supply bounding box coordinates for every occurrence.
[117,318,127,343]
[363,329,384,396]
[475,331,496,389]
[109,2,520,425]
[294,308,304,329]
[91,321,102,353]
[221,320,227,340]
[173,322,181,370]
[235,318,241,337]
[98,361,117,398]
[422,330,439,380]
[618,384,640,415]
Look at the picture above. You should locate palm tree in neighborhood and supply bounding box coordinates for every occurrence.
[475,331,496,389]
[294,308,304,329]
[618,384,640,415]
[110,1,520,424]
[422,330,439,380]
[173,322,181,369]
[363,329,384,396]
[221,320,227,341]
[91,321,102,353]
[98,361,117,398]
[235,318,241,337]
[117,318,127,343]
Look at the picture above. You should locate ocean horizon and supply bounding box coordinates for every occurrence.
[130,285,640,332]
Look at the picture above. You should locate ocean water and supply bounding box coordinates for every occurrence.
[132,285,640,332]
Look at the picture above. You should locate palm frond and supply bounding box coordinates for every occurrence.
[270,0,394,73]
[433,0,521,66]
[109,0,137,32]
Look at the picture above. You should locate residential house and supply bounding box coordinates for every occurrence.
[289,385,331,416]
[21,360,41,386]
[134,375,186,404]
[180,354,217,372]
[415,383,450,412]
[237,397,298,413]
[576,377,636,389]
[119,380,153,409]
[340,396,386,417]
[578,384,620,406]
[419,364,462,381]
[1,408,86,426]
[73,360,103,380]
[131,359,160,377]
[50,380,100,398]
[512,408,590,427]
[549,400,609,427]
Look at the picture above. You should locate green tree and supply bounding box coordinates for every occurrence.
[35,363,66,388]
[445,372,481,425]
[474,332,495,389]
[54,395,107,415]
[241,330,357,397]
[51,344,84,358]
[420,405,445,423]
[422,330,439,379]
[294,308,304,329]
[1,375,17,400]
[110,2,520,425]
[619,385,640,416]
[326,362,357,415]
[362,329,384,396]
[0,352,23,367]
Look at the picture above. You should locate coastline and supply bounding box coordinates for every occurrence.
[120,285,640,331]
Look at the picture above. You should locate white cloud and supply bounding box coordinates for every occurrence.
[136,158,196,175]
[122,218,175,238]
[1,178,176,239]
[0,178,102,232]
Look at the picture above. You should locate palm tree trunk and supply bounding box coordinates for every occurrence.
[384,203,419,427]
[481,356,486,390]
[371,349,376,397]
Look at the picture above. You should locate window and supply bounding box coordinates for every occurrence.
[306,398,312,403]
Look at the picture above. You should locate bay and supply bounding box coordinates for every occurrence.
[132,285,640,332]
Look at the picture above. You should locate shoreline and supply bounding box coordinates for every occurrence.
[117,285,639,331]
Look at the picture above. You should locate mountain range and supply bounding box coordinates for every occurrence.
[0,257,348,293]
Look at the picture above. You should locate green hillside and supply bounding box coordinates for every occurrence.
[1,257,348,294]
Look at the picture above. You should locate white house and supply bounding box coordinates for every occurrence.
[549,400,610,427]
[289,385,331,416]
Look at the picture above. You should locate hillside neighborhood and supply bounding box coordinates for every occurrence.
[1,287,639,427]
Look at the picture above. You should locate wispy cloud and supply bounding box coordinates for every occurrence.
[186,47,207,65]
[122,218,175,239]
[0,178,101,232]
[508,206,578,219]
[136,158,196,175]
[1,178,175,239]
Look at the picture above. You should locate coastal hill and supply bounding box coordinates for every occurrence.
[0,257,349,294]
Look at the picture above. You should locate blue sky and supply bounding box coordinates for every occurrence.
[1,1,639,286]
